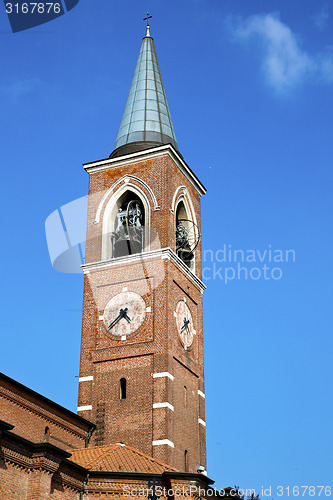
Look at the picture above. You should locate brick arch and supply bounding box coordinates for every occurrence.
[94,175,159,225]
[172,187,199,273]
[100,181,152,261]
[171,186,197,225]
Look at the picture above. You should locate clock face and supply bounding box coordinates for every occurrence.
[175,300,195,349]
[103,291,146,337]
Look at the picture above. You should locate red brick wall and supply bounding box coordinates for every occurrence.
[78,149,206,471]
[0,376,91,451]
[0,464,81,500]
[0,461,29,500]
[84,153,202,279]
[172,358,200,472]
[92,354,153,453]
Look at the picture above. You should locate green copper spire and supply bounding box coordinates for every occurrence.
[111,25,178,158]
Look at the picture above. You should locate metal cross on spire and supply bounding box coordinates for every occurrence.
[143,12,152,37]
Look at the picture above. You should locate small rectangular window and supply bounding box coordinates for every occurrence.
[120,378,127,400]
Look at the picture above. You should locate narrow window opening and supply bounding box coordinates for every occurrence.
[120,378,127,400]
[184,385,187,407]
[184,450,188,472]
[44,426,50,442]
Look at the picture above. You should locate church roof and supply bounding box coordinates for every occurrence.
[111,29,178,157]
[69,443,179,473]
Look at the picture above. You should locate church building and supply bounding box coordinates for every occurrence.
[0,20,237,500]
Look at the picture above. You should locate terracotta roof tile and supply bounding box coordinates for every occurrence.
[69,443,179,473]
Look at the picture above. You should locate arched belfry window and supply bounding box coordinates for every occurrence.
[102,186,151,261]
[111,191,144,258]
[175,200,200,271]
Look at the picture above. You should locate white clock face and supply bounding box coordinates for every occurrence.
[175,300,195,349]
[103,291,146,337]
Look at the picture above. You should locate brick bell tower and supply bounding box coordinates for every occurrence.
[77,21,207,473]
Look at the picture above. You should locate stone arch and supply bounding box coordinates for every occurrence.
[173,187,199,272]
[101,181,151,261]
[94,175,159,225]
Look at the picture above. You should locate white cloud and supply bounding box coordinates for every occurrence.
[229,13,333,93]
[313,5,329,30]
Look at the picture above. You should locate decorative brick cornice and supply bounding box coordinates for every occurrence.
[83,144,206,197]
[0,429,88,490]
[0,388,88,441]
[0,373,93,440]
[0,433,71,474]
[82,247,206,293]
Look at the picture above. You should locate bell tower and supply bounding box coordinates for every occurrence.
[77,23,207,473]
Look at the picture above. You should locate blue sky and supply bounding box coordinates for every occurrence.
[0,0,332,497]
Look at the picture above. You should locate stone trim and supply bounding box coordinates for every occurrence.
[77,405,92,412]
[153,372,174,381]
[79,376,93,382]
[82,247,206,293]
[152,439,174,448]
[83,144,206,197]
[153,402,174,411]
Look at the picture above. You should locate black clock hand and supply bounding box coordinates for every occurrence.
[119,307,130,320]
[120,307,131,323]
[108,313,122,330]
[180,318,190,333]
[108,307,132,330]
[123,312,131,323]
[108,308,128,330]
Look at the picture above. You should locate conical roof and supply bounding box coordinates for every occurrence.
[111,31,178,157]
